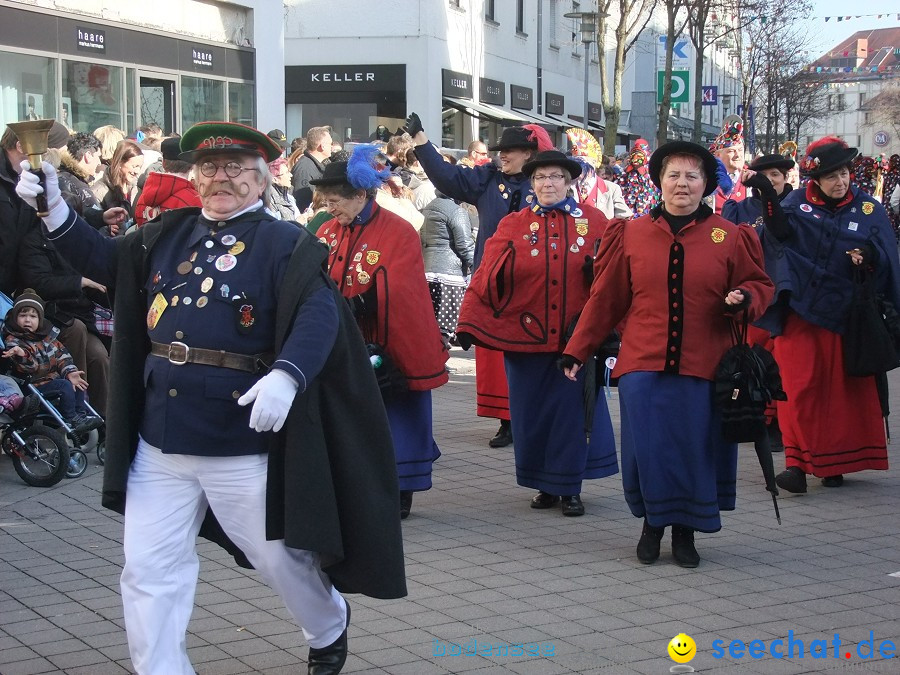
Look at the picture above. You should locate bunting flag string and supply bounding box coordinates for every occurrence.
[806,65,900,73]
[819,12,900,23]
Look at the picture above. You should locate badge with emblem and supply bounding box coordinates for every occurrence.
[572,208,583,217]
[346,275,353,286]
[147,293,167,329]
[207,254,216,263]
[498,184,505,191]
[234,294,255,333]
[220,284,230,298]
[710,227,727,243]
[190,251,198,263]
[800,203,812,213]
[569,244,579,253]
[319,236,327,244]
[576,223,589,236]
[215,254,237,272]
[525,195,533,203]
[177,261,192,275]
[366,250,381,265]
[193,267,203,275]
[201,277,214,293]
[531,249,539,256]
[358,270,371,285]
[221,234,237,246]
[205,240,214,249]
[502,193,509,200]
[530,222,540,232]
[228,241,245,255]
[353,251,363,262]
[862,202,874,215]
[576,236,585,246]
[196,296,208,308]
[171,296,179,307]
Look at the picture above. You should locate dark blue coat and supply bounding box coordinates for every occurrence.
[46,204,338,456]
[721,184,794,229]
[757,186,900,336]
[414,141,534,267]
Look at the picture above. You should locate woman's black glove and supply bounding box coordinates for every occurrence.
[723,287,752,315]
[742,171,777,198]
[404,112,424,138]
[456,332,473,350]
[582,255,594,283]
[557,354,583,371]
[348,286,378,318]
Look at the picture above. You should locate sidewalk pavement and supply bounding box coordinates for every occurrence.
[1,347,899,674]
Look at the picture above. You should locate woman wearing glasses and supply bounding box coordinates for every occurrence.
[456,151,619,517]
[311,145,449,520]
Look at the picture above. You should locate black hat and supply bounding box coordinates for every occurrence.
[522,150,582,180]
[160,137,182,161]
[267,128,288,149]
[308,161,350,187]
[489,126,539,152]
[799,136,858,178]
[749,154,794,173]
[649,140,719,197]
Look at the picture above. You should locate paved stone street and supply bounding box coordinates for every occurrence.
[1,348,899,674]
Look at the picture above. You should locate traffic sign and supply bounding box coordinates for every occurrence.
[658,70,690,104]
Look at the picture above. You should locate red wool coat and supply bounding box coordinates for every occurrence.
[457,202,611,352]
[712,178,746,215]
[565,211,774,381]
[317,203,448,390]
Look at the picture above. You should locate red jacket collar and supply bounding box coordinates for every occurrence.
[806,181,854,209]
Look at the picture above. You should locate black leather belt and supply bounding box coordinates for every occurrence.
[150,341,271,374]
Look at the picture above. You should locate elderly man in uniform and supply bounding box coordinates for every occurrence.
[14,121,406,675]
[709,116,747,215]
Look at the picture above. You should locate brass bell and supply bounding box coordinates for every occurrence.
[6,119,55,216]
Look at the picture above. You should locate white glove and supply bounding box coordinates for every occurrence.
[237,368,300,433]
[15,160,69,231]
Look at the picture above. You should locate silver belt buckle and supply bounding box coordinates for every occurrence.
[168,341,190,365]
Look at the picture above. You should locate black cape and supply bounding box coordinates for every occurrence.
[101,208,407,599]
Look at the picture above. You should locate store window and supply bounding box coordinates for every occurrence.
[125,68,136,135]
[62,60,122,133]
[0,51,57,130]
[228,82,254,126]
[442,106,464,150]
[181,76,225,129]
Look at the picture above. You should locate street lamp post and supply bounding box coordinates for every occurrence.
[563,10,607,133]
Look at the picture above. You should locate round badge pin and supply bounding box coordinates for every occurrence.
[228,241,245,255]
[196,296,208,308]
[531,249,539,257]
[176,261,192,275]
[216,254,237,272]
[194,267,203,275]
[183,296,192,305]
[576,236,585,246]
[204,240,214,249]
[221,234,237,246]
[800,204,812,212]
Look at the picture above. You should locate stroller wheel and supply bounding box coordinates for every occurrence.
[96,441,106,466]
[66,449,88,479]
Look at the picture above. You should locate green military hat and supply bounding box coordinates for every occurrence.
[179,121,283,163]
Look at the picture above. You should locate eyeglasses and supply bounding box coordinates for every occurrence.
[532,173,567,183]
[325,197,353,209]
[199,161,259,178]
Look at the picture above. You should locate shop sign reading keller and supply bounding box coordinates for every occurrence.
[76,26,106,54]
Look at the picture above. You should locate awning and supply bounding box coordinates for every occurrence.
[513,109,568,128]
[442,96,534,124]
[550,113,604,132]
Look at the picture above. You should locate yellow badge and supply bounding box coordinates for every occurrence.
[228,241,245,255]
[358,271,371,285]
[862,202,874,215]
[710,227,727,244]
[576,224,589,236]
[530,222,540,232]
[147,292,167,330]
[366,250,381,265]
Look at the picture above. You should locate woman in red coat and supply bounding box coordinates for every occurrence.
[311,146,449,519]
[457,151,619,517]
[562,141,773,567]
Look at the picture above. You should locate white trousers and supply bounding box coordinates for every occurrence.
[121,438,346,675]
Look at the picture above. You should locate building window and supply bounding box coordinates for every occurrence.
[485,0,495,21]
[0,52,58,130]
[836,93,845,111]
[827,94,833,111]
[859,92,866,107]
[549,0,558,47]
[61,60,121,133]
[864,112,871,124]
[449,0,461,8]
[181,76,225,130]
[516,0,525,34]
[571,1,581,56]
[228,82,254,126]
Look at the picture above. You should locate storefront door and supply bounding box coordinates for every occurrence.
[139,73,176,134]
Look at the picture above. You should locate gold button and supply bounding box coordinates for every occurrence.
[168,388,177,397]
[232,390,241,399]
[175,330,184,339]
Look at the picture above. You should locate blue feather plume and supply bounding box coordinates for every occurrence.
[715,157,733,194]
[347,144,391,190]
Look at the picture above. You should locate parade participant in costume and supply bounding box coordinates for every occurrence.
[722,154,794,229]
[852,154,879,197]
[407,113,550,448]
[884,154,900,239]
[755,136,900,494]
[457,150,618,516]
[709,116,747,214]
[779,141,801,192]
[616,138,658,217]
[311,145,449,520]
[15,121,406,675]
[561,141,773,567]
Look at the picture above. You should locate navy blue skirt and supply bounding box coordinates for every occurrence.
[384,389,440,492]
[505,352,618,495]
[619,372,737,533]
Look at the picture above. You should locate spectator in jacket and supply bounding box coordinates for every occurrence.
[291,126,333,211]
[91,139,144,229]
[266,157,301,222]
[93,125,125,165]
[421,190,474,342]
[57,132,105,227]
[134,137,201,226]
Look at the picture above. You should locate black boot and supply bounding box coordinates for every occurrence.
[308,601,350,674]
[399,491,413,520]
[822,475,844,487]
[489,419,513,448]
[671,526,700,568]
[636,520,665,564]
[775,466,807,494]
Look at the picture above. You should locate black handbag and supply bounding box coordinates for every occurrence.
[715,313,786,443]
[843,265,900,377]
[366,343,408,397]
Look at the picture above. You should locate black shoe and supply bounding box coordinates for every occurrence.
[767,420,784,453]
[488,420,513,448]
[775,466,807,494]
[399,491,413,520]
[561,495,585,517]
[530,491,559,509]
[636,520,665,564]
[70,413,99,435]
[822,475,844,487]
[308,601,350,675]
[671,526,700,568]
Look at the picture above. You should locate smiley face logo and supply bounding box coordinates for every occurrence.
[668,633,696,663]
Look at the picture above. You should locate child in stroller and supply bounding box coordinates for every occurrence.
[2,289,102,435]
